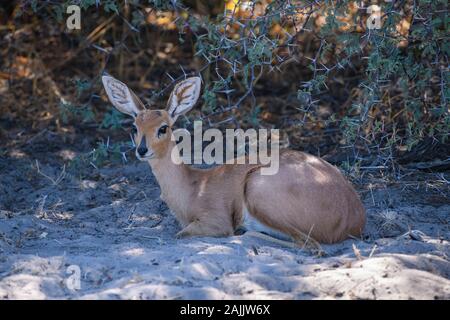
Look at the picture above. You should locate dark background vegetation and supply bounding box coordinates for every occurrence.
[0,0,448,181]
[1,1,449,300]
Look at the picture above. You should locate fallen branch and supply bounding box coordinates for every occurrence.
[35,160,66,186]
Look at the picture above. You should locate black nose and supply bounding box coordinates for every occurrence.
[137,136,148,156]
[137,146,148,156]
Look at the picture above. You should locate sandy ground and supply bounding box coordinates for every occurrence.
[0,151,449,299]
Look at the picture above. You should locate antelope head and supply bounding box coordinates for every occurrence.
[102,75,201,161]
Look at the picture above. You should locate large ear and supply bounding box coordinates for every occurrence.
[102,75,145,118]
[166,77,201,123]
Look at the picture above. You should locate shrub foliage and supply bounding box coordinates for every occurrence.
[1,0,448,169]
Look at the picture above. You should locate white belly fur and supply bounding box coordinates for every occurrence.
[243,206,292,242]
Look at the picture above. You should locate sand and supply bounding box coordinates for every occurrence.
[0,158,449,299]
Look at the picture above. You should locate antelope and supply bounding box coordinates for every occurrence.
[101,75,366,251]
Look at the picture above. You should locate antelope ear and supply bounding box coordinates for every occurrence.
[102,75,145,118]
[166,77,201,123]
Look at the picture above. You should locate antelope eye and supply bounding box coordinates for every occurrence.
[131,126,138,135]
[157,125,168,137]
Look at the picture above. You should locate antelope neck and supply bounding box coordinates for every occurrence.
[147,140,192,198]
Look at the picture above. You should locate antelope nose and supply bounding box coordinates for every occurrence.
[137,146,148,156]
[137,136,148,156]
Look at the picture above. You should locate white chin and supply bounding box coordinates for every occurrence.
[136,154,154,161]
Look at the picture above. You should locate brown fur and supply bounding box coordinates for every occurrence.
[135,109,366,244]
[102,76,366,245]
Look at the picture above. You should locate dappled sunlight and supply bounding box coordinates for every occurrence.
[0,152,448,299]
[1,211,449,299]
[0,274,48,300]
[58,149,77,161]
[198,178,208,197]
[285,160,331,184]
[0,0,448,301]
[121,247,146,257]
[145,10,178,30]
[80,180,98,189]
[197,245,236,255]
[8,149,27,159]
